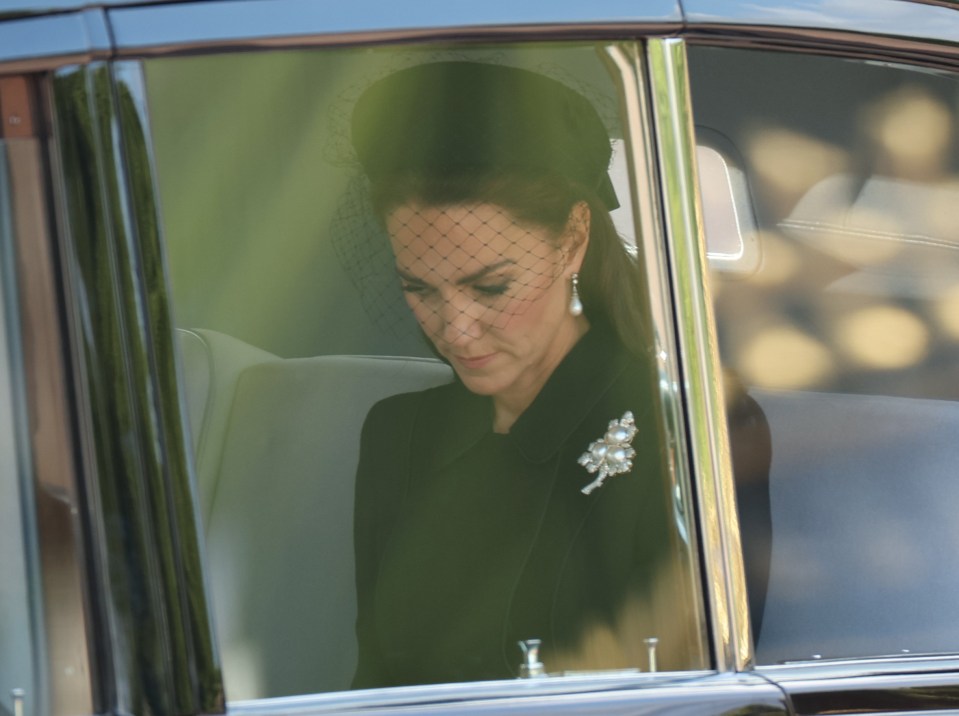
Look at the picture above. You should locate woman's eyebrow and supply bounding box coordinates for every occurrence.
[456,260,514,285]
[395,259,515,286]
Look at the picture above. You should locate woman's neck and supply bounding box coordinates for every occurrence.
[492,316,589,434]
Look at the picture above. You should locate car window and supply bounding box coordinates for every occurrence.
[142,41,709,701]
[690,45,959,664]
[0,143,38,716]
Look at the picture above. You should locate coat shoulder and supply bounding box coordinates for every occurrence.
[363,381,458,433]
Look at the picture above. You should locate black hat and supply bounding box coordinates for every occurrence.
[351,61,619,210]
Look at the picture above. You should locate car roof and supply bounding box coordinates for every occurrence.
[2,0,955,39]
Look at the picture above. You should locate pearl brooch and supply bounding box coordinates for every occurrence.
[578,411,637,495]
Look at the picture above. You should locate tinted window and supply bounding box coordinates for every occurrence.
[144,42,708,699]
[691,45,959,663]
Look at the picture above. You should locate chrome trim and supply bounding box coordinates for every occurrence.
[107,0,681,55]
[1,82,95,715]
[0,143,37,716]
[111,59,224,711]
[224,670,786,715]
[0,144,46,716]
[645,38,751,673]
[0,0,154,16]
[50,61,223,714]
[760,654,959,683]
[0,10,110,70]
[603,42,709,668]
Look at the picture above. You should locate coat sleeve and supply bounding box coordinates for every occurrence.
[351,392,419,689]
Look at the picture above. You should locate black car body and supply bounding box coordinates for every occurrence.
[2,1,959,714]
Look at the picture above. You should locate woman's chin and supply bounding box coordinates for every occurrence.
[454,372,504,397]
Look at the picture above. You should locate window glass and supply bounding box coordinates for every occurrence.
[0,144,38,716]
[690,46,959,664]
[143,42,707,699]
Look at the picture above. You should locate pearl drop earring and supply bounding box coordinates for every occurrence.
[569,273,583,316]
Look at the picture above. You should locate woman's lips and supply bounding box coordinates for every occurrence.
[454,352,497,370]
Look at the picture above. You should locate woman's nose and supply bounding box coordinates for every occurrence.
[439,292,484,345]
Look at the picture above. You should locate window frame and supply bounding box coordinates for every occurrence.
[118,32,731,709]
[5,0,959,713]
[0,75,95,716]
[682,5,959,712]
[47,59,223,715]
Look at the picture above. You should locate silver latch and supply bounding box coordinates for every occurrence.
[518,639,545,678]
[11,688,24,716]
[645,637,659,673]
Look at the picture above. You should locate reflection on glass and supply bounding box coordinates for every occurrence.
[746,128,848,212]
[865,86,952,178]
[833,304,930,370]
[934,284,959,339]
[745,232,798,287]
[696,52,959,397]
[739,325,833,390]
[691,45,959,666]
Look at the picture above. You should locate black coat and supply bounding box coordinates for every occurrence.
[351,323,726,687]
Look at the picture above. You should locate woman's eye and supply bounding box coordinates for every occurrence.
[474,282,510,297]
[400,283,429,295]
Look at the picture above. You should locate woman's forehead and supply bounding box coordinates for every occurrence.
[388,203,519,236]
[387,203,556,275]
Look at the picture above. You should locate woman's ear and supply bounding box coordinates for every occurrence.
[564,201,591,274]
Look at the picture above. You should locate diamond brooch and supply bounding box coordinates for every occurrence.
[578,411,637,495]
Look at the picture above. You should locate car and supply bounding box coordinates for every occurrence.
[2,0,959,714]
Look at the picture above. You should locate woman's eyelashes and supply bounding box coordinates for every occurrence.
[398,278,513,299]
[473,281,510,297]
[399,281,429,296]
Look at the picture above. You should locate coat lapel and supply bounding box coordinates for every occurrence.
[508,324,631,464]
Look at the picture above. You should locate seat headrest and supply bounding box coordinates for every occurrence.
[780,174,959,296]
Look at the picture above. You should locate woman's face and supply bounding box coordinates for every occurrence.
[387,202,588,409]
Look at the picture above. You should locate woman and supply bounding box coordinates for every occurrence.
[348,61,760,688]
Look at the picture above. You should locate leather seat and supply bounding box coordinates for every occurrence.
[751,388,959,663]
[176,329,452,697]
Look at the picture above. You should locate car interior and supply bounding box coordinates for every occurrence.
[177,328,451,695]
[4,7,959,716]
[689,45,959,663]
[156,43,663,698]
[142,40,959,698]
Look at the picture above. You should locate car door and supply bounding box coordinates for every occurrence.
[19,0,959,714]
[685,0,959,712]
